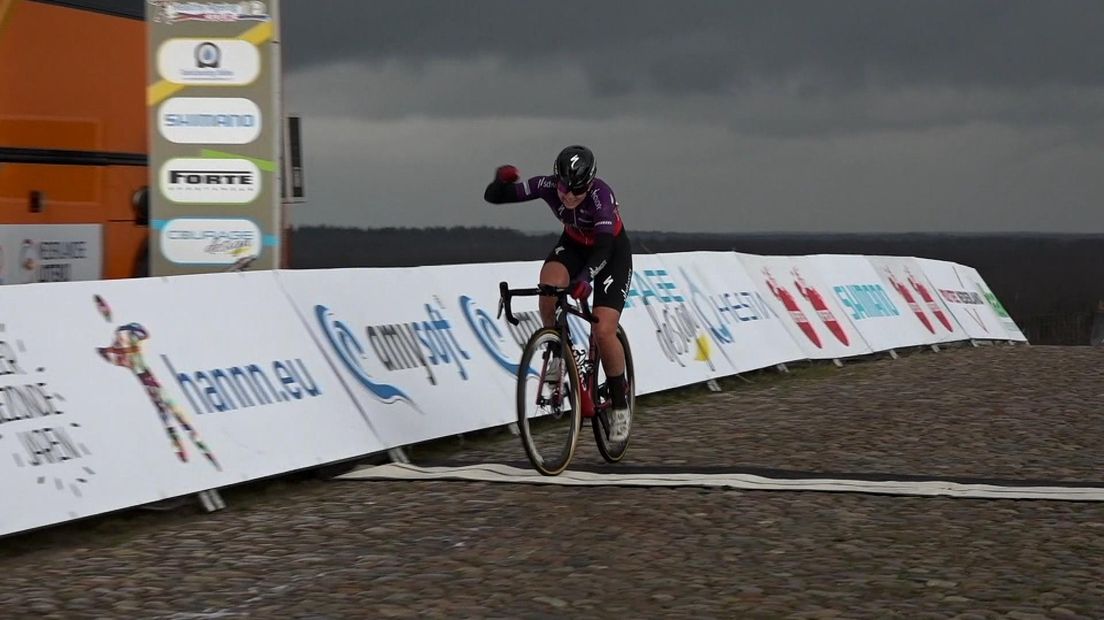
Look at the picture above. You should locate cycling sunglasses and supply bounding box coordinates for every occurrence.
[557,180,591,196]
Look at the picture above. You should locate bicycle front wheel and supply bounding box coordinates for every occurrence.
[517,328,582,476]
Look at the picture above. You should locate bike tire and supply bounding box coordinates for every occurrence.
[593,326,634,462]
[517,327,582,476]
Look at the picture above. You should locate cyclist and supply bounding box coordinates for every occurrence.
[484,145,632,441]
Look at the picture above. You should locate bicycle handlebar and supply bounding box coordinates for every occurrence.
[498,281,597,326]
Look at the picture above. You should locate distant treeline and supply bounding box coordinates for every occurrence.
[289,225,1104,345]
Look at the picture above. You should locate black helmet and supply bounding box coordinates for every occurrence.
[553,145,597,194]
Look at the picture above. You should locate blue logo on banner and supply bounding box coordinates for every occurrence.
[832,284,900,321]
[460,295,537,378]
[314,304,417,409]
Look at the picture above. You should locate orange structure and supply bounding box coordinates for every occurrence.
[0,0,148,278]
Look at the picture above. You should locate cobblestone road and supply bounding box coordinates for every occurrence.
[3,344,1104,619]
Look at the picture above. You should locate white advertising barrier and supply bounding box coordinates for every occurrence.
[652,252,806,374]
[913,258,1011,341]
[807,254,943,351]
[0,224,103,285]
[737,253,874,360]
[866,255,965,344]
[276,268,518,449]
[617,254,721,393]
[951,264,1028,342]
[421,260,548,402]
[0,272,383,537]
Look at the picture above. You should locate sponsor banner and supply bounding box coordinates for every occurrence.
[0,272,382,537]
[867,255,964,343]
[157,38,261,85]
[618,254,723,393]
[653,252,808,373]
[148,0,282,275]
[159,157,261,204]
[952,264,1028,342]
[160,218,262,264]
[422,260,549,399]
[276,268,517,449]
[157,97,262,144]
[0,224,102,285]
[913,258,1009,340]
[148,1,273,24]
[737,253,873,360]
[808,254,945,351]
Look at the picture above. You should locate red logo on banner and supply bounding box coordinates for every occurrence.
[906,270,955,332]
[885,268,935,334]
[792,269,850,346]
[763,268,822,348]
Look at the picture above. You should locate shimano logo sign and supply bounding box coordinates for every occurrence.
[163,113,256,128]
[159,158,261,204]
[157,97,262,144]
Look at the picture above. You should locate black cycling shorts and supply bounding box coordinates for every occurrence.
[544,231,633,312]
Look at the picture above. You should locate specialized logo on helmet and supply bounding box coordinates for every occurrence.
[570,154,580,168]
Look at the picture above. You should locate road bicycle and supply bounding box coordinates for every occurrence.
[498,281,635,476]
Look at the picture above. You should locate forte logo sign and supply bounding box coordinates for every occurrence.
[159,158,261,204]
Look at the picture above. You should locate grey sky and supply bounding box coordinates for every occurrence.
[281,1,1104,233]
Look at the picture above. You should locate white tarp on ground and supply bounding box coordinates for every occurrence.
[342,463,1104,502]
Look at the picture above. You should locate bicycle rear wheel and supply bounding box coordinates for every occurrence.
[593,326,634,462]
[517,328,582,476]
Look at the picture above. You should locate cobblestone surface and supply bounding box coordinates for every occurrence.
[3,344,1104,618]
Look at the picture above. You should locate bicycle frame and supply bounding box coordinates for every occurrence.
[498,282,608,419]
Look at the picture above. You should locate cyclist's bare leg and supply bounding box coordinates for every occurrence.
[538,261,570,328]
[593,306,625,377]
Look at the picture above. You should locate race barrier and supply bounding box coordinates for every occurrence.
[0,252,1026,536]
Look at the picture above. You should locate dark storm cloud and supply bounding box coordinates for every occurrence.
[284,1,1104,94]
[279,1,1104,234]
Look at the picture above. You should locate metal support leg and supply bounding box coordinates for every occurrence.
[775,363,789,374]
[387,447,410,464]
[888,349,899,360]
[196,489,225,513]
[930,344,941,352]
[706,379,722,392]
[507,422,520,436]
[832,358,844,368]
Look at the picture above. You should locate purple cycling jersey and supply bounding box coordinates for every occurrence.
[510,175,624,246]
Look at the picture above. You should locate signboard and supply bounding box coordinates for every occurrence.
[146,0,282,274]
[737,253,874,360]
[276,267,519,449]
[0,271,383,537]
[951,263,1028,342]
[0,224,102,285]
[914,258,1011,340]
[809,254,947,351]
[867,255,965,343]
